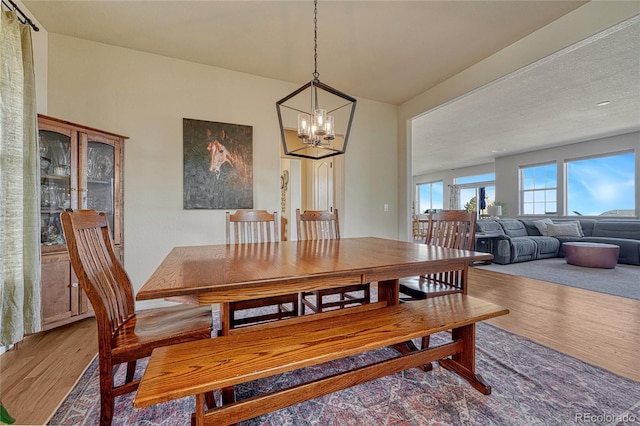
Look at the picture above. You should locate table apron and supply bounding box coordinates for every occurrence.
[195,273,364,304]
[365,261,469,283]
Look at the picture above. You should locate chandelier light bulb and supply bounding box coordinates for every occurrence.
[313,109,327,136]
[324,115,335,140]
[298,114,310,138]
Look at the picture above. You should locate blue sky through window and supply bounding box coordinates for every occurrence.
[567,152,635,216]
[417,182,443,213]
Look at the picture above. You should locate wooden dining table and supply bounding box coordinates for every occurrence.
[137,237,493,335]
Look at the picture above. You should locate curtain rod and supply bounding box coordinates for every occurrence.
[2,0,39,31]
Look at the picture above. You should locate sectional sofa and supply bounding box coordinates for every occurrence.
[475,218,640,266]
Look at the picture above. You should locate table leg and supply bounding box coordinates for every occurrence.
[377,279,399,305]
[219,302,235,404]
[438,324,492,395]
[220,302,231,336]
[379,279,434,370]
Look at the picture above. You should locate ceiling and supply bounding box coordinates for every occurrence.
[22,1,640,174]
[412,15,640,175]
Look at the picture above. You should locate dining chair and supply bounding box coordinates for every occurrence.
[399,210,476,352]
[60,210,214,426]
[226,210,299,327]
[296,209,371,314]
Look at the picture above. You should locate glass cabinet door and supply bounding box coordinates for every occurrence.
[39,129,76,247]
[82,135,117,240]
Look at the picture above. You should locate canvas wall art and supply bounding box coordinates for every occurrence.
[183,118,253,209]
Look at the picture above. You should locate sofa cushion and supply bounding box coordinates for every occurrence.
[518,219,541,236]
[593,220,640,240]
[476,220,505,235]
[533,218,554,236]
[528,236,560,258]
[497,219,528,238]
[575,219,597,237]
[509,237,537,263]
[546,221,584,237]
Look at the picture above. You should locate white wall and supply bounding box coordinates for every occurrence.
[16,0,47,113]
[44,34,398,295]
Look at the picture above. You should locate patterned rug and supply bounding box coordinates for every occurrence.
[49,320,640,426]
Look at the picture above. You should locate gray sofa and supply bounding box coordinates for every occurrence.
[476,218,640,266]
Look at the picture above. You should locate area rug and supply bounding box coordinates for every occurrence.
[475,258,640,300]
[49,322,640,426]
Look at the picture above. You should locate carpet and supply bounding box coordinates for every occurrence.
[49,322,640,426]
[475,258,640,300]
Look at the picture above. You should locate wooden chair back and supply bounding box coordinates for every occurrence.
[296,209,340,241]
[401,209,477,358]
[225,210,297,328]
[226,210,280,244]
[425,210,476,250]
[296,209,369,313]
[400,210,477,301]
[62,209,214,426]
[60,209,135,339]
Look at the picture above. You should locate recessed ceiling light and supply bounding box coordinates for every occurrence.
[491,149,504,153]
[597,100,611,107]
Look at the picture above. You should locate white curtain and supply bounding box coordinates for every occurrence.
[0,10,41,345]
[449,184,460,210]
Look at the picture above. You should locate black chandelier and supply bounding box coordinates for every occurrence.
[276,0,357,160]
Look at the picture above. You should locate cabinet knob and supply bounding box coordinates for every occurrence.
[71,282,79,288]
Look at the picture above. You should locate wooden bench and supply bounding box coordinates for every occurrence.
[134,294,509,425]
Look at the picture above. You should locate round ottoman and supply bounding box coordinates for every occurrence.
[563,242,619,269]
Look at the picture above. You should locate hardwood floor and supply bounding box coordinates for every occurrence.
[1,267,638,425]
[0,316,98,425]
[468,267,640,382]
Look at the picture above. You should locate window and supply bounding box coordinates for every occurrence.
[455,173,495,215]
[566,152,635,217]
[456,173,495,185]
[521,163,557,215]
[416,181,443,214]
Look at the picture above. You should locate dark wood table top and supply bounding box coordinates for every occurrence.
[137,237,493,303]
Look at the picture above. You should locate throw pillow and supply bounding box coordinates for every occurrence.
[563,220,585,237]
[533,218,554,236]
[546,222,584,237]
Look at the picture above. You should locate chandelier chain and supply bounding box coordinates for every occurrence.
[313,0,319,81]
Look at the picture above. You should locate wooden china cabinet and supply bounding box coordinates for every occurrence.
[38,114,128,330]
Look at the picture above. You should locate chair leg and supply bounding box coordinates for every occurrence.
[125,360,136,383]
[421,335,430,350]
[205,391,217,409]
[99,361,115,426]
[421,335,433,372]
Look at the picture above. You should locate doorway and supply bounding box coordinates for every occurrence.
[280,156,343,240]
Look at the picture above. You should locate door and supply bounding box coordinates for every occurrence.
[79,132,122,245]
[41,253,74,327]
[39,124,78,248]
[311,159,334,211]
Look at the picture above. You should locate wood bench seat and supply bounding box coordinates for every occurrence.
[134,294,509,426]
